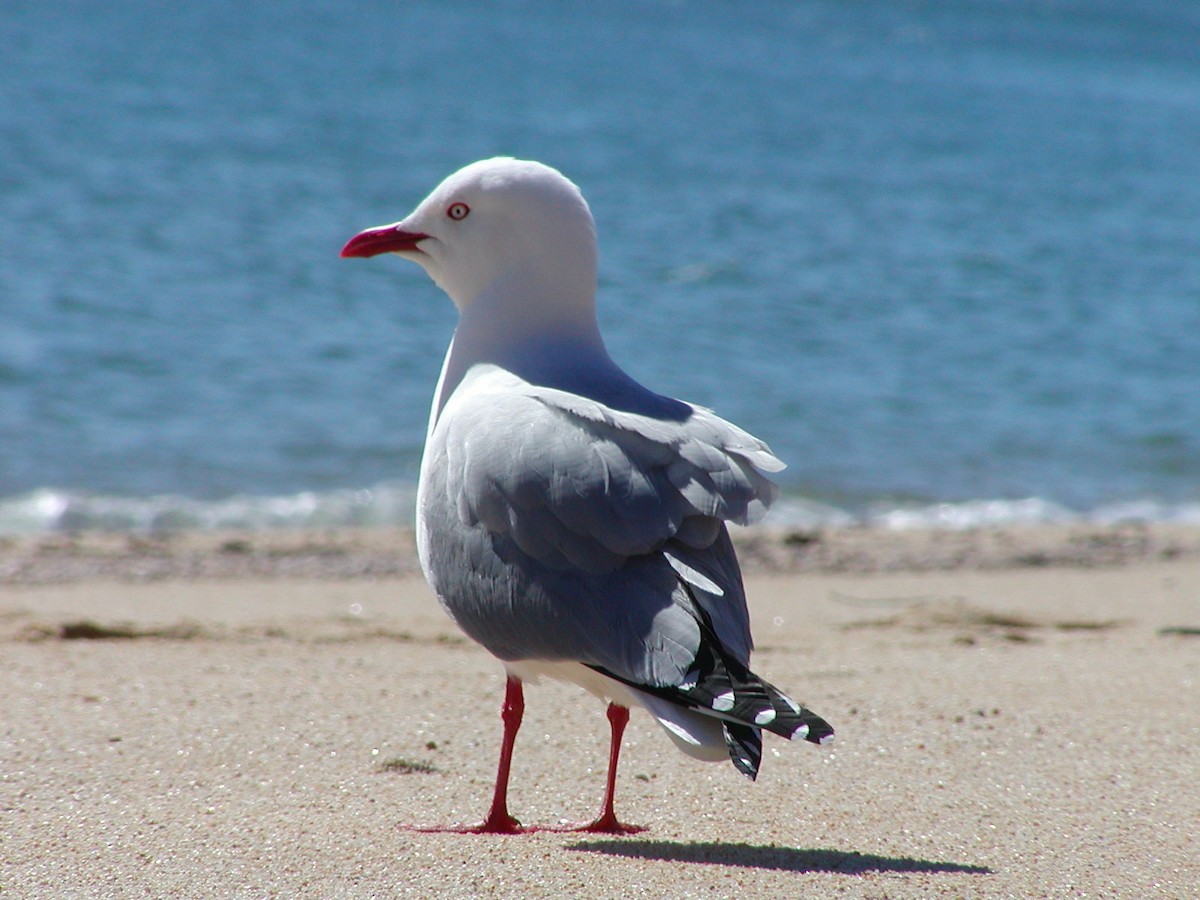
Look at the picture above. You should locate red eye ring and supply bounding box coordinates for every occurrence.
[447,202,470,221]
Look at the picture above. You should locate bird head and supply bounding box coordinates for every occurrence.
[341,157,599,318]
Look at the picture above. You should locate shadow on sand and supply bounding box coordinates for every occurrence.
[566,840,992,876]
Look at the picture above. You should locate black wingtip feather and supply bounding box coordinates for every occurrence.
[723,722,763,780]
[588,639,834,776]
[587,585,834,777]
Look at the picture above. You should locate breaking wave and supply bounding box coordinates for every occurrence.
[0,483,418,535]
[2,484,1197,536]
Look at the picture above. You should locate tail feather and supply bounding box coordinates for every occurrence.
[589,608,834,779]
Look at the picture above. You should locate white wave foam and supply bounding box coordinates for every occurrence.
[866,497,1077,531]
[761,497,858,530]
[1091,499,1200,526]
[1,485,1197,536]
[766,495,1200,531]
[0,483,417,535]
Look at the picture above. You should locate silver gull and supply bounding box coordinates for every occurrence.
[341,157,834,834]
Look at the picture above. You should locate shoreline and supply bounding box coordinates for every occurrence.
[2,521,1198,585]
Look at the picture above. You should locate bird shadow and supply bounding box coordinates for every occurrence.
[565,839,993,876]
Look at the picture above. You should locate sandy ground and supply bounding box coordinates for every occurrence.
[2,526,1198,898]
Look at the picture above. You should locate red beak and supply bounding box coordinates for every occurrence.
[340,225,430,258]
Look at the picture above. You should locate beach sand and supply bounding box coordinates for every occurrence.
[2,526,1197,898]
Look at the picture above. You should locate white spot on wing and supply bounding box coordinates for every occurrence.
[790,723,810,741]
[754,708,776,726]
[711,691,735,711]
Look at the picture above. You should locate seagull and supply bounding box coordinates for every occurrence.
[341,158,833,834]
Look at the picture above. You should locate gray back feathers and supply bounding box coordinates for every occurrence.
[420,364,781,685]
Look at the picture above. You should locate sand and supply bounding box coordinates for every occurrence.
[2,525,1198,898]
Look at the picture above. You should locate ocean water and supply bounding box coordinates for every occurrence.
[3,0,1199,533]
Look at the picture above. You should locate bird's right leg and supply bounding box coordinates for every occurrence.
[406,674,526,833]
[473,675,526,833]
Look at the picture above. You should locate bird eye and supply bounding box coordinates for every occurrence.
[447,202,470,221]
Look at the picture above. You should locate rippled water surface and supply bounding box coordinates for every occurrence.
[3,1,1198,531]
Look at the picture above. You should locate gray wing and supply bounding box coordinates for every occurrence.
[421,367,782,687]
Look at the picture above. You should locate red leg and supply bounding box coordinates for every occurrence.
[406,675,526,834]
[572,703,647,834]
[475,675,526,833]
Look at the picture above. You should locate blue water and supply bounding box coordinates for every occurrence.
[3,0,1199,532]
